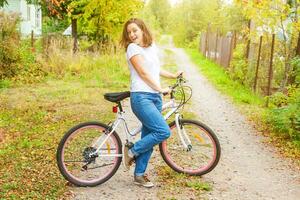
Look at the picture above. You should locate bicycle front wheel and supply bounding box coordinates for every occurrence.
[159,119,221,176]
[57,122,122,187]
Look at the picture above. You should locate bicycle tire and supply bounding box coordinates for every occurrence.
[57,121,122,187]
[159,119,221,176]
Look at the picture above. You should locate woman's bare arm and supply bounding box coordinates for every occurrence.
[160,69,184,79]
[130,54,168,93]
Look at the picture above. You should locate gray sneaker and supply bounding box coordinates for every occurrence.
[134,175,154,188]
[123,142,134,170]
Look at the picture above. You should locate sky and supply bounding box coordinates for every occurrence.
[169,0,181,6]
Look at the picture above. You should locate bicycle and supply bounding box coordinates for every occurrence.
[56,75,221,187]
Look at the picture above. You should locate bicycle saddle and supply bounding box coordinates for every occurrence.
[104,91,130,103]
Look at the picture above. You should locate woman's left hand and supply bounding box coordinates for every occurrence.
[174,71,184,78]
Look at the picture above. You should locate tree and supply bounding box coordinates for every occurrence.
[40,0,86,53]
[148,0,171,31]
[0,0,7,7]
[233,0,300,90]
[166,0,222,46]
[73,0,143,44]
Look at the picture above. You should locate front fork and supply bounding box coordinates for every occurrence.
[175,113,192,151]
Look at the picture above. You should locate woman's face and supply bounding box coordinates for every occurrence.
[127,23,144,46]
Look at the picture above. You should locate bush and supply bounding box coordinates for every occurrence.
[267,87,300,147]
[230,43,248,85]
[290,56,300,85]
[12,41,46,84]
[0,12,22,78]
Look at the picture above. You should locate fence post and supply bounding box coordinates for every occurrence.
[254,35,262,92]
[266,34,275,107]
[31,30,35,52]
[204,32,208,58]
[246,20,251,60]
[233,30,237,49]
[205,23,211,58]
[214,29,219,61]
[228,31,235,68]
[72,18,78,54]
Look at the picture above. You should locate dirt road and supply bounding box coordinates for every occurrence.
[70,41,300,200]
[168,45,300,200]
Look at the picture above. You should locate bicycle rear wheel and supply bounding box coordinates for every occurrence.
[159,119,221,175]
[57,122,122,187]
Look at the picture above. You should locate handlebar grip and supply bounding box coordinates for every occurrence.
[162,92,168,96]
[177,72,183,78]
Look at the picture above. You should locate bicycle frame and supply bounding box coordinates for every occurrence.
[91,95,192,157]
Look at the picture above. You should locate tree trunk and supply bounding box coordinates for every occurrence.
[296,32,300,56]
[266,34,275,107]
[72,18,78,54]
[246,20,251,59]
[254,35,262,92]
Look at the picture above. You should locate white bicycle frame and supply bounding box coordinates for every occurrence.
[91,96,192,158]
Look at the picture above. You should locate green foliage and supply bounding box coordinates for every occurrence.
[13,41,46,84]
[268,91,288,107]
[268,87,300,146]
[0,79,10,89]
[290,56,300,85]
[147,0,171,31]
[42,16,69,34]
[139,2,162,38]
[0,0,7,7]
[167,0,223,47]
[240,0,290,34]
[72,0,143,43]
[38,47,129,87]
[40,0,143,48]
[230,43,249,85]
[0,12,22,79]
[0,12,45,83]
[186,181,212,191]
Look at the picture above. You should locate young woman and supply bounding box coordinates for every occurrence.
[120,18,183,188]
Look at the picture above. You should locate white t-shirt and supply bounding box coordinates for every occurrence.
[126,43,161,93]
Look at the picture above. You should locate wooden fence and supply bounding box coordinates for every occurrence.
[199,30,278,105]
[199,32,236,68]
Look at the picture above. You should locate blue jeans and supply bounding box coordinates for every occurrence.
[130,92,171,176]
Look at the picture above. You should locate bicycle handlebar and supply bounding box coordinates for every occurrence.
[162,74,187,96]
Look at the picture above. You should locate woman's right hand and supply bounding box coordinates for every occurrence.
[160,87,171,95]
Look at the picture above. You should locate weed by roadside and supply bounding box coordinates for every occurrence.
[156,165,211,200]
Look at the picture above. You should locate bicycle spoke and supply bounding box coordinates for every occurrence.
[57,123,122,186]
[83,163,115,170]
[160,119,220,175]
[64,160,86,163]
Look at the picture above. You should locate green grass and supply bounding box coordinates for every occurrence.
[156,165,212,199]
[185,49,263,106]
[0,79,11,89]
[0,52,130,199]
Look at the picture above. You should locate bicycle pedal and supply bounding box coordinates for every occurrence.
[125,141,134,149]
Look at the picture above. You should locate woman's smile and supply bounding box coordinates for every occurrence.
[127,23,143,46]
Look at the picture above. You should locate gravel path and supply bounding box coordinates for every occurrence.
[70,41,300,200]
[168,45,300,200]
